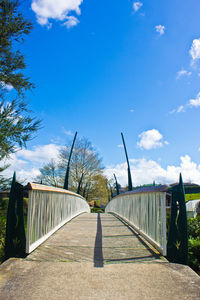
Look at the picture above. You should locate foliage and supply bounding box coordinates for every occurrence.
[188,217,200,239]
[36,137,109,203]
[185,193,200,202]
[188,238,200,273]
[0,0,33,92]
[59,137,104,191]
[0,197,9,210]
[87,174,109,205]
[0,0,41,186]
[0,100,41,159]
[90,207,104,213]
[187,217,200,274]
[0,213,6,262]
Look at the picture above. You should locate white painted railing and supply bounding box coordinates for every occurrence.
[26,183,90,254]
[105,191,166,255]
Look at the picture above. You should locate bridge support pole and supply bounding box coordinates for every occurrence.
[167,173,188,265]
[113,173,120,195]
[121,133,133,191]
[64,131,77,190]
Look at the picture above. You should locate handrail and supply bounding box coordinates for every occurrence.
[105,191,167,255]
[26,183,90,254]
[27,182,84,197]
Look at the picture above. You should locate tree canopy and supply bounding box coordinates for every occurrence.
[0,0,41,186]
[36,137,109,203]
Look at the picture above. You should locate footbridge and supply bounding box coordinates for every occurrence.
[1,181,200,299]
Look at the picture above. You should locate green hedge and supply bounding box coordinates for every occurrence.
[188,217,200,274]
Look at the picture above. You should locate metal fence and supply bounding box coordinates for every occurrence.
[26,183,90,254]
[105,191,167,255]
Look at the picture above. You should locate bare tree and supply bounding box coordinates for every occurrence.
[59,137,104,192]
[35,137,104,194]
[36,159,62,187]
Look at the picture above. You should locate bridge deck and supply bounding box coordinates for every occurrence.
[26,213,162,265]
[0,213,200,299]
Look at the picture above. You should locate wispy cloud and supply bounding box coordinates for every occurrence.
[155,25,165,35]
[117,144,123,148]
[130,109,134,113]
[170,91,200,114]
[170,105,185,114]
[190,38,200,65]
[189,92,200,107]
[31,0,83,28]
[176,69,192,80]
[137,129,168,150]
[133,1,143,12]
[62,128,74,136]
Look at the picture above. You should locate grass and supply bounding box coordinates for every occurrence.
[185,193,200,202]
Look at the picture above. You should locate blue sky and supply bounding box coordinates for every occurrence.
[3,0,200,186]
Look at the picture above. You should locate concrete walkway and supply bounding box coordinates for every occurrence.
[26,212,162,265]
[0,213,200,299]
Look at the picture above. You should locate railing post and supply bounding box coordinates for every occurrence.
[167,173,188,264]
[5,172,17,259]
[5,172,26,259]
[16,182,26,257]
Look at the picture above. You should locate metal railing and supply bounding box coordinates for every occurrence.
[26,183,90,254]
[105,191,167,255]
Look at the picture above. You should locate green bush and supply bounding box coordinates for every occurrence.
[0,198,9,211]
[188,238,200,273]
[0,215,6,262]
[187,217,200,274]
[188,217,200,239]
[90,207,104,213]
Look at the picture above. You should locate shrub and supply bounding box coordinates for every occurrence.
[188,217,200,239]
[0,215,6,262]
[188,238,200,273]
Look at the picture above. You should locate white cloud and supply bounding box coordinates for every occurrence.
[155,25,165,35]
[176,69,192,80]
[0,81,13,91]
[170,92,200,114]
[104,155,200,186]
[190,38,200,65]
[189,92,200,107]
[133,1,143,12]
[130,109,134,113]
[169,105,185,114]
[31,0,83,28]
[117,144,123,148]
[177,105,185,113]
[1,144,63,182]
[137,129,167,150]
[64,16,79,28]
